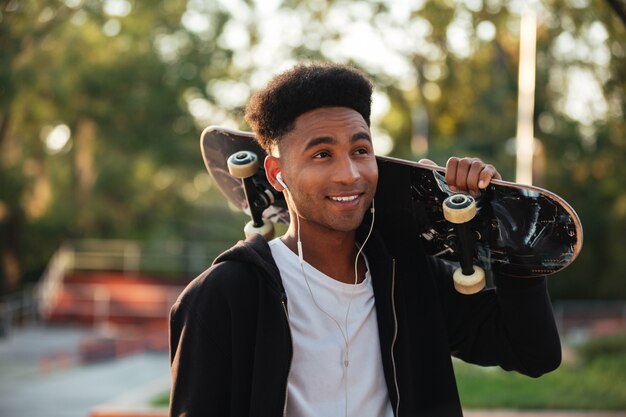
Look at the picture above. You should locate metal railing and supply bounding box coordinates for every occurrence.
[50,281,183,326]
[34,238,234,321]
[36,244,74,319]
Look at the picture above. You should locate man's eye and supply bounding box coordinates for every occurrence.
[314,151,330,158]
[355,147,370,155]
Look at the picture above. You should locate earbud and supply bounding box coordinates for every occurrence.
[276,172,288,190]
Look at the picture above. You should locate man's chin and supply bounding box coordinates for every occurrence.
[324,215,367,234]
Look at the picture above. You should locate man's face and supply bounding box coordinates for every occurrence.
[272,107,378,234]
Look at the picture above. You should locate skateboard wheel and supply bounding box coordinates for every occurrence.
[453,265,486,295]
[244,220,275,240]
[443,194,477,224]
[227,151,259,179]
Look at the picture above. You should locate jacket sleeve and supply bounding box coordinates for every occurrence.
[429,257,562,377]
[169,274,232,416]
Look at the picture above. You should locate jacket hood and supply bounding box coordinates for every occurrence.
[212,234,285,294]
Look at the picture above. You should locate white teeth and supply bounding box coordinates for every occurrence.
[330,195,358,202]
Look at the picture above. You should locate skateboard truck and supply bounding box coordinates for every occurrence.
[227,151,275,240]
[442,194,486,294]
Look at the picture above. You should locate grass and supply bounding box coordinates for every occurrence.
[455,351,626,410]
[153,392,169,408]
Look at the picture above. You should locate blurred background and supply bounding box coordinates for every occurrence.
[1,0,625,416]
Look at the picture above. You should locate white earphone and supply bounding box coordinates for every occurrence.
[276,171,288,190]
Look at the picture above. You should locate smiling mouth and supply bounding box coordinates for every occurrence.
[328,194,360,202]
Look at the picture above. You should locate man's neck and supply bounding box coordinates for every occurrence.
[281,223,366,285]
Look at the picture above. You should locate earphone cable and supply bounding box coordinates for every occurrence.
[295,200,376,417]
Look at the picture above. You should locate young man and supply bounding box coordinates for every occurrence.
[169,63,561,417]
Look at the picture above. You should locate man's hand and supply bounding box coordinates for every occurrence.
[419,157,502,197]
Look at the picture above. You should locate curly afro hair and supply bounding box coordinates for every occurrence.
[244,62,373,152]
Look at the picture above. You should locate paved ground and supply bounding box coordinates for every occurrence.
[0,326,169,417]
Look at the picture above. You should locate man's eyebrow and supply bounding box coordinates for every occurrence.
[303,131,371,151]
[352,131,372,143]
[304,136,336,151]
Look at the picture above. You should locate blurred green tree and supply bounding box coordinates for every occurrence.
[0,0,624,299]
[0,0,245,293]
[271,0,625,298]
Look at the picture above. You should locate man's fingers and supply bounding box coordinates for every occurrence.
[446,157,502,195]
[478,164,502,189]
[466,159,485,195]
[445,157,459,191]
[454,158,472,192]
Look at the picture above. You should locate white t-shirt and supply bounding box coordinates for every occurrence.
[269,238,393,417]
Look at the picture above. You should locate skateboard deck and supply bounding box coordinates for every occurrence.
[201,126,583,279]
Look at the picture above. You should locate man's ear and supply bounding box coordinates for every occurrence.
[265,156,284,191]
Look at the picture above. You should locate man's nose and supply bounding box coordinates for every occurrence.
[332,156,360,184]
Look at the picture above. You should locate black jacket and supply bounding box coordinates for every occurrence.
[169,232,561,417]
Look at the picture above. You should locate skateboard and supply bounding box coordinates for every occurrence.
[200,126,583,291]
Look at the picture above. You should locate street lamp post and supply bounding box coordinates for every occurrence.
[515,5,537,185]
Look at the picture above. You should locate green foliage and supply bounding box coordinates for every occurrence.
[151,391,169,408]
[0,0,246,294]
[0,0,624,299]
[529,1,626,299]
[455,333,626,410]
[455,352,626,410]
